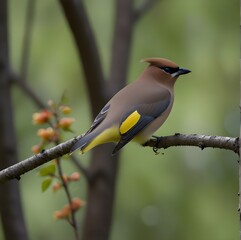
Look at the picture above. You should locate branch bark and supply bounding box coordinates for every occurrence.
[0,137,76,183]
[145,133,240,154]
[59,0,106,118]
[0,134,238,183]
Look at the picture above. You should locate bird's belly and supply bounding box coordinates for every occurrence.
[134,107,172,144]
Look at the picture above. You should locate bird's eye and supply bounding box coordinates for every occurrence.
[161,67,179,74]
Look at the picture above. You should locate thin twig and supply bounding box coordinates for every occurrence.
[56,158,79,240]
[0,134,238,183]
[52,108,79,239]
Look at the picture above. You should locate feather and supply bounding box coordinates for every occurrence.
[112,95,171,154]
[70,104,110,153]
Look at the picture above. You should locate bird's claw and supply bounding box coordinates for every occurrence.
[151,136,163,155]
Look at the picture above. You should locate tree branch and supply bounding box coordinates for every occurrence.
[56,158,79,239]
[144,133,240,154]
[0,134,238,183]
[59,0,106,118]
[0,136,79,183]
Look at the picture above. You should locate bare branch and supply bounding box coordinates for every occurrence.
[55,158,79,239]
[59,0,106,117]
[144,133,239,154]
[0,136,80,183]
[0,134,238,183]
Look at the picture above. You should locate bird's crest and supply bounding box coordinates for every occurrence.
[141,57,179,69]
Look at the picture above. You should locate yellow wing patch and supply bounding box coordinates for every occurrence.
[120,110,141,134]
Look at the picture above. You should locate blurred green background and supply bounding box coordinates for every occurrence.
[1,0,239,239]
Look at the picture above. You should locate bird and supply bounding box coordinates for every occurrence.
[70,57,191,155]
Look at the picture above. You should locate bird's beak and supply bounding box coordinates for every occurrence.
[177,68,191,76]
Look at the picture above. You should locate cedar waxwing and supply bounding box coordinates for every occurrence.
[71,58,191,155]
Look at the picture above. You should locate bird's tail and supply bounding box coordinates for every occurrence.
[70,126,120,154]
[70,131,98,154]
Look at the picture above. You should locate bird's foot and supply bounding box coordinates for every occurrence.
[151,135,163,155]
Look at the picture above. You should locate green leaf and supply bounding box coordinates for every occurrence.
[39,164,56,177]
[62,127,74,133]
[41,178,52,192]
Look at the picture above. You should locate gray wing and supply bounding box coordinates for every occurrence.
[112,91,171,154]
[86,104,110,134]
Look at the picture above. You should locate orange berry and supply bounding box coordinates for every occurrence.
[59,117,75,130]
[52,182,62,192]
[54,206,71,220]
[32,144,41,154]
[70,198,86,211]
[70,172,80,181]
[54,198,86,220]
[37,127,55,141]
[32,110,52,125]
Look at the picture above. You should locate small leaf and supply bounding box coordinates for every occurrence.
[41,178,52,192]
[62,128,74,133]
[39,164,56,177]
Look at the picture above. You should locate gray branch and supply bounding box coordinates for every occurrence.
[144,133,239,154]
[0,134,238,183]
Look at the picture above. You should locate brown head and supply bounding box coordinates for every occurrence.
[141,57,191,87]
